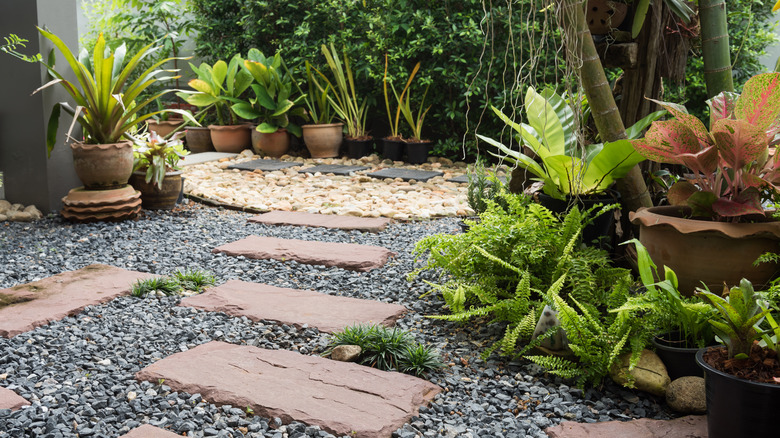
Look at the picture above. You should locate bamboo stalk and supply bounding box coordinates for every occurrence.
[699,0,734,97]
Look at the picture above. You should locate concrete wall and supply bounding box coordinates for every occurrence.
[0,0,82,213]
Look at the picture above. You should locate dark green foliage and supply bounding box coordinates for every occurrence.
[131,269,216,298]
[173,268,216,292]
[188,0,565,159]
[466,160,508,215]
[326,324,442,377]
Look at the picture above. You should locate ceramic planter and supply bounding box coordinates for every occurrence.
[146,120,183,138]
[585,0,628,35]
[381,138,404,161]
[71,141,134,190]
[696,348,780,437]
[129,170,183,210]
[345,137,374,159]
[536,190,621,249]
[251,128,290,158]
[630,206,780,295]
[185,127,215,153]
[302,123,343,158]
[404,140,431,164]
[208,125,251,153]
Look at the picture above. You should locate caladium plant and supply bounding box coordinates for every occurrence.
[631,72,780,221]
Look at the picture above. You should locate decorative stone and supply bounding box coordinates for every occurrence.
[249,211,391,232]
[331,345,362,362]
[227,158,301,172]
[0,387,29,411]
[213,235,396,271]
[532,305,568,351]
[366,168,443,182]
[297,164,369,175]
[136,342,440,438]
[545,415,707,438]
[119,425,181,438]
[0,264,154,337]
[180,280,406,333]
[666,376,706,414]
[610,349,671,396]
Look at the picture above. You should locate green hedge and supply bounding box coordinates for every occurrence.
[189,0,564,158]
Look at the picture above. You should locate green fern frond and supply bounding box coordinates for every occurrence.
[524,355,580,379]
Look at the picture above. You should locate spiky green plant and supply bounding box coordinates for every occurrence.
[398,344,443,377]
[173,268,216,292]
[131,276,181,298]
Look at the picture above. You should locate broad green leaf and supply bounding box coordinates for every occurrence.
[188,78,215,95]
[212,60,228,91]
[231,102,262,120]
[525,87,566,156]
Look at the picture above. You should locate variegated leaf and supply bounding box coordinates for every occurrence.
[712,188,764,217]
[707,91,740,127]
[712,119,767,169]
[631,119,702,164]
[735,72,780,133]
[667,181,699,205]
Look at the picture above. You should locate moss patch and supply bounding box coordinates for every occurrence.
[0,293,33,309]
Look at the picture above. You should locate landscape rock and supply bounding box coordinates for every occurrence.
[0,387,29,410]
[666,376,706,414]
[610,349,671,396]
[545,415,707,438]
[248,210,391,232]
[0,200,10,214]
[119,424,182,438]
[136,341,441,438]
[0,201,42,222]
[331,345,362,362]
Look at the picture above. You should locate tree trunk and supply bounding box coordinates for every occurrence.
[559,0,652,211]
[699,0,734,97]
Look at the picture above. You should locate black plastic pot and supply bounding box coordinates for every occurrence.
[458,216,480,233]
[536,190,620,248]
[652,332,703,380]
[345,138,374,159]
[381,138,404,161]
[404,140,431,164]
[696,348,780,437]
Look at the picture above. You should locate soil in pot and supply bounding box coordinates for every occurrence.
[697,345,780,438]
[536,190,620,250]
[129,170,183,210]
[404,139,431,164]
[185,127,215,153]
[381,137,404,161]
[251,129,289,158]
[208,125,251,153]
[302,123,343,158]
[652,332,707,380]
[345,137,374,159]
[71,141,134,190]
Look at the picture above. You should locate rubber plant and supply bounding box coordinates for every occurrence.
[630,72,780,221]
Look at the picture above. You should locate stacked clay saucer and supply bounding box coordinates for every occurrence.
[61,185,142,222]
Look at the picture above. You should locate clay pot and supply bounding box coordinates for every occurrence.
[251,128,290,158]
[302,123,343,158]
[129,170,183,210]
[70,141,134,190]
[185,127,215,153]
[208,125,251,153]
[630,206,780,295]
[586,0,628,35]
[146,120,183,138]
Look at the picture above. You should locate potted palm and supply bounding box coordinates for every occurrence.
[231,49,307,158]
[299,61,343,158]
[177,55,254,153]
[128,131,189,210]
[630,72,780,294]
[34,28,194,189]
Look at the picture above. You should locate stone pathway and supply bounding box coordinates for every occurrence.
[136,341,441,438]
[248,210,391,232]
[544,415,707,437]
[0,264,153,337]
[119,424,181,438]
[0,387,29,411]
[181,280,406,333]
[213,235,396,271]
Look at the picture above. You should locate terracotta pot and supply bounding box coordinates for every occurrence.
[185,127,215,153]
[71,141,134,190]
[630,205,780,295]
[404,139,431,164]
[302,123,343,158]
[208,125,251,153]
[586,0,628,35]
[251,128,290,157]
[146,120,183,138]
[129,170,183,210]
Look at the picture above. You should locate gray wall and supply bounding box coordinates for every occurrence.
[0,0,82,213]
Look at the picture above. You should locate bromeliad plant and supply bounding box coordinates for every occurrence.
[231,49,307,137]
[34,28,195,154]
[478,87,661,200]
[631,72,780,221]
[130,131,189,189]
[176,54,253,126]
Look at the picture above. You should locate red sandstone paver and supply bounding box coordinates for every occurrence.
[545,415,708,438]
[213,235,396,271]
[136,341,440,438]
[249,211,391,232]
[0,387,29,411]
[180,280,406,333]
[118,424,181,438]
[0,264,154,337]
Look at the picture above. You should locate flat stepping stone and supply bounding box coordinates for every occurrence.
[0,264,153,337]
[297,164,369,175]
[213,236,395,271]
[447,174,508,184]
[248,211,391,232]
[367,168,443,182]
[545,415,707,438]
[119,425,181,438]
[227,159,301,171]
[181,152,238,166]
[181,280,406,333]
[0,387,29,411]
[136,341,440,438]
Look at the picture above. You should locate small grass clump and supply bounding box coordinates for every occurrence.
[130,268,216,298]
[326,324,442,377]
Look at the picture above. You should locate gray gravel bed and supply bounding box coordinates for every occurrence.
[0,203,673,437]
